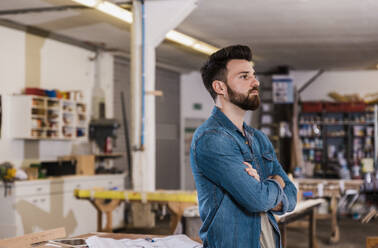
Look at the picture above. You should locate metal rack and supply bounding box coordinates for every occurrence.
[299,103,377,178]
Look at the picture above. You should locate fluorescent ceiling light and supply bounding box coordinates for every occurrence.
[193,42,218,55]
[166,31,218,55]
[71,0,98,8]
[96,1,133,23]
[72,0,132,23]
[71,0,218,55]
[166,31,196,47]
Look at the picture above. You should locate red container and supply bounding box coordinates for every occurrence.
[344,102,366,112]
[24,87,46,96]
[302,101,324,113]
[325,102,346,112]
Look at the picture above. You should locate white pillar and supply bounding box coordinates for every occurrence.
[131,0,198,191]
[131,0,143,190]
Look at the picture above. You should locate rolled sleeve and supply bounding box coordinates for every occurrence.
[269,148,297,213]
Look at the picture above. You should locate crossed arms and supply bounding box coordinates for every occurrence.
[194,130,297,214]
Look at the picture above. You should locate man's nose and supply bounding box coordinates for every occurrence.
[251,77,260,87]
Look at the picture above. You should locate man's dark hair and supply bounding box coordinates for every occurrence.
[200,45,252,102]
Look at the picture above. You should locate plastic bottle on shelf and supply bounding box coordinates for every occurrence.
[105,136,112,154]
[351,160,362,179]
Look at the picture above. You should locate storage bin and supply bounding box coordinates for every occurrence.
[45,89,57,98]
[344,102,366,112]
[325,102,345,112]
[24,87,45,96]
[302,101,323,112]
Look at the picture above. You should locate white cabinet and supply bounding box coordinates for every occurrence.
[9,95,88,140]
[0,174,125,238]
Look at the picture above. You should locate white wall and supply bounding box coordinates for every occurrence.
[0,25,114,167]
[180,71,213,189]
[291,70,378,101]
[181,71,214,120]
[0,26,26,168]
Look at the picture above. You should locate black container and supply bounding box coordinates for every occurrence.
[40,160,76,177]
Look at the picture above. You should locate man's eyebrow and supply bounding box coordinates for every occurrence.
[237,71,250,75]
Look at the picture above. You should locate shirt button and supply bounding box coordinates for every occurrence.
[245,141,248,144]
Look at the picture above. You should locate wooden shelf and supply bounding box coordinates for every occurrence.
[10,95,88,140]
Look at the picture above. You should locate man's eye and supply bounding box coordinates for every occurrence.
[241,75,248,79]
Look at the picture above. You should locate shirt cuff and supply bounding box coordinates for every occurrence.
[265,178,289,215]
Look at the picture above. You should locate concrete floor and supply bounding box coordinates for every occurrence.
[286,217,378,248]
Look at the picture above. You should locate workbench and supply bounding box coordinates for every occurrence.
[295,178,363,243]
[74,189,198,233]
[276,198,325,248]
[74,181,364,246]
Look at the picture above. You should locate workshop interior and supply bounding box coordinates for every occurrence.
[0,0,377,247]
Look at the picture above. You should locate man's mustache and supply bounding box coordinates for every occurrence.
[248,86,259,94]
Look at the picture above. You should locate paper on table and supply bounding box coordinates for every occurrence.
[86,234,202,248]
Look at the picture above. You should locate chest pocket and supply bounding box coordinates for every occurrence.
[262,153,274,175]
[241,145,253,163]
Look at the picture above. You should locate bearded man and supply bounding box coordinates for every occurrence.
[190,45,297,248]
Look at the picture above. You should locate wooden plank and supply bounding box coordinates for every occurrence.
[74,189,198,203]
[0,228,66,248]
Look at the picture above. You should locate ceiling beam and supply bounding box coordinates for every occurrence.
[0,2,132,15]
[0,18,97,51]
[0,6,88,15]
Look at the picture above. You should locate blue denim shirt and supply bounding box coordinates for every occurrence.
[190,107,297,248]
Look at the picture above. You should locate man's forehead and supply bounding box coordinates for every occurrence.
[226,59,255,74]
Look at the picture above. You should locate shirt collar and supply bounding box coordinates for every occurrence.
[211,106,254,135]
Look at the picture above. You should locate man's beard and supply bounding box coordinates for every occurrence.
[226,84,260,111]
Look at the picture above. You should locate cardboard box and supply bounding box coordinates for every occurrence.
[59,155,95,175]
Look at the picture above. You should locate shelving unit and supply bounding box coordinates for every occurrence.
[258,76,281,158]
[10,95,88,140]
[256,76,295,170]
[299,102,376,178]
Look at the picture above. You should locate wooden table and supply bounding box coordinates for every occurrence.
[295,178,363,243]
[0,200,324,248]
[74,189,198,233]
[276,199,325,248]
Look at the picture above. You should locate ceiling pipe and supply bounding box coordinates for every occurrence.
[298,69,325,95]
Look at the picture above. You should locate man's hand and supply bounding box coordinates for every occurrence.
[269,175,285,189]
[271,201,283,212]
[243,162,260,182]
[268,175,285,212]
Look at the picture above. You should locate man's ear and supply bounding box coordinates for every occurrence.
[212,80,226,95]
